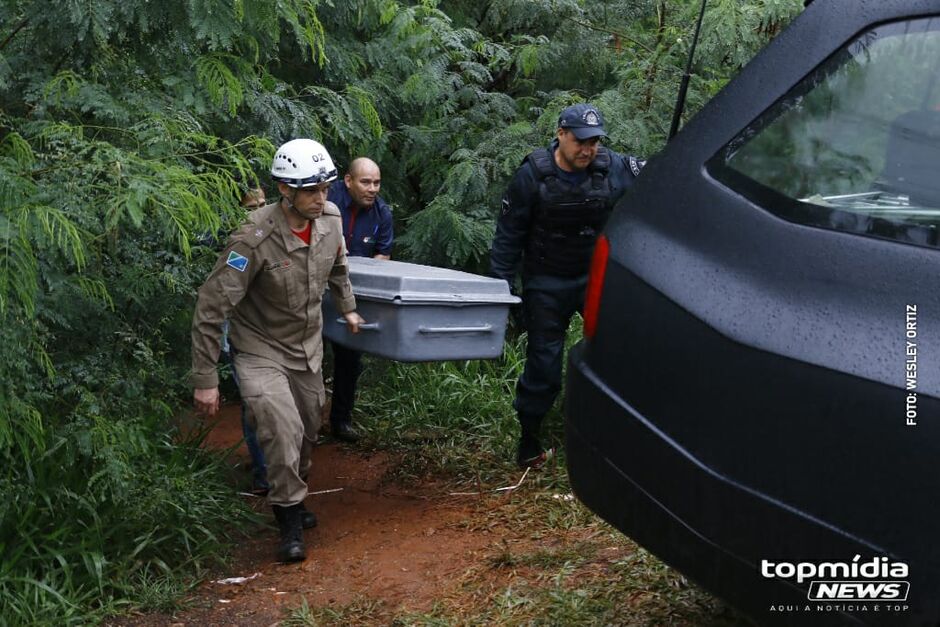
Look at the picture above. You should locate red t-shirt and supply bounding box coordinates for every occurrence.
[291,221,312,245]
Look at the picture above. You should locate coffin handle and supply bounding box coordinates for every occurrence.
[335,317,380,331]
[418,324,493,334]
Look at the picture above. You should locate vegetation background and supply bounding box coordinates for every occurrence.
[0,0,803,622]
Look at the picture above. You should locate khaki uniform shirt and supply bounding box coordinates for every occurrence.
[190,201,357,389]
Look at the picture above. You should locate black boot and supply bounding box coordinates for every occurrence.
[272,504,306,562]
[331,421,360,443]
[516,412,547,468]
[299,502,318,529]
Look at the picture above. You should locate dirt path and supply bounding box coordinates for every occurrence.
[122,405,511,625]
[112,405,729,626]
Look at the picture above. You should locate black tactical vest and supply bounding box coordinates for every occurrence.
[524,146,615,277]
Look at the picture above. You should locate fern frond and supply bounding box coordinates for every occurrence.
[346,85,384,139]
[42,71,81,107]
[77,277,114,310]
[0,217,38,316]
[23,205,88,270]
[0,133,34,169]
[195,54,244,116]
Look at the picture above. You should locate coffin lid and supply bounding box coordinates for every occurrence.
[345,258,520,305]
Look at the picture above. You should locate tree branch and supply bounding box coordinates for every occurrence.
[644,1,668,110]
[569,18,653,54]
[0,17,30,52]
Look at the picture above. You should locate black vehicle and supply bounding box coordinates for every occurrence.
[565,2,940,625]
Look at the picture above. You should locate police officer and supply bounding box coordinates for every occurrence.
[191,139,365,562]
[326,157,394,442]
[490,104,643,468]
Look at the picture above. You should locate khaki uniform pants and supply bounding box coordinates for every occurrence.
[234,352,324,506]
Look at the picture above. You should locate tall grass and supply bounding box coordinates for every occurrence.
[0,417,254,624]
[354,317,583,483]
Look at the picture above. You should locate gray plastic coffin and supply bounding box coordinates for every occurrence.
[322,258,520,362]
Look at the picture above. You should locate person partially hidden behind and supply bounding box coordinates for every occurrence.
[325,157,394,442]
[490,104,644,468]
[222,186,270,496]
[191,139,365,562]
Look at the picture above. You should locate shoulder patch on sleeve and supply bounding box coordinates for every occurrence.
[628,155,646,177]
[226,250,249,272]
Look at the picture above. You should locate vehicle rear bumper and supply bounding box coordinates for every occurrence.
[565,342,870,626]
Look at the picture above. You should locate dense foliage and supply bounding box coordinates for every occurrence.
[0,0,802,620]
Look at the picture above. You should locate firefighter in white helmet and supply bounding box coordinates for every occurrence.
[191,138,364,562]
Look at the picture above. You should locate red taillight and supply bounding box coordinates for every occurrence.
[583,234,610,339]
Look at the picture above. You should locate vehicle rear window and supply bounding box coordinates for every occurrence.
[710,16,940,249]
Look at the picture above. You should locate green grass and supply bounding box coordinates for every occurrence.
[283,596,388,626]
[353,317,583,486]
[124,568,199,614]
[282,597,319,626]
[384,523,743,626]
[489,539,599,570]
[352,343,524,482]
[433,494,742,626]
[0,418,258,624]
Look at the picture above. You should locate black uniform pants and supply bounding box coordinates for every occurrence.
[513,284,585,420]
[329,340,363,426]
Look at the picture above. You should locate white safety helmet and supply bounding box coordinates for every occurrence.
[270,138,338,188]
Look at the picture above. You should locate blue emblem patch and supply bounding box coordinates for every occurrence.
[226,251,249,272]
